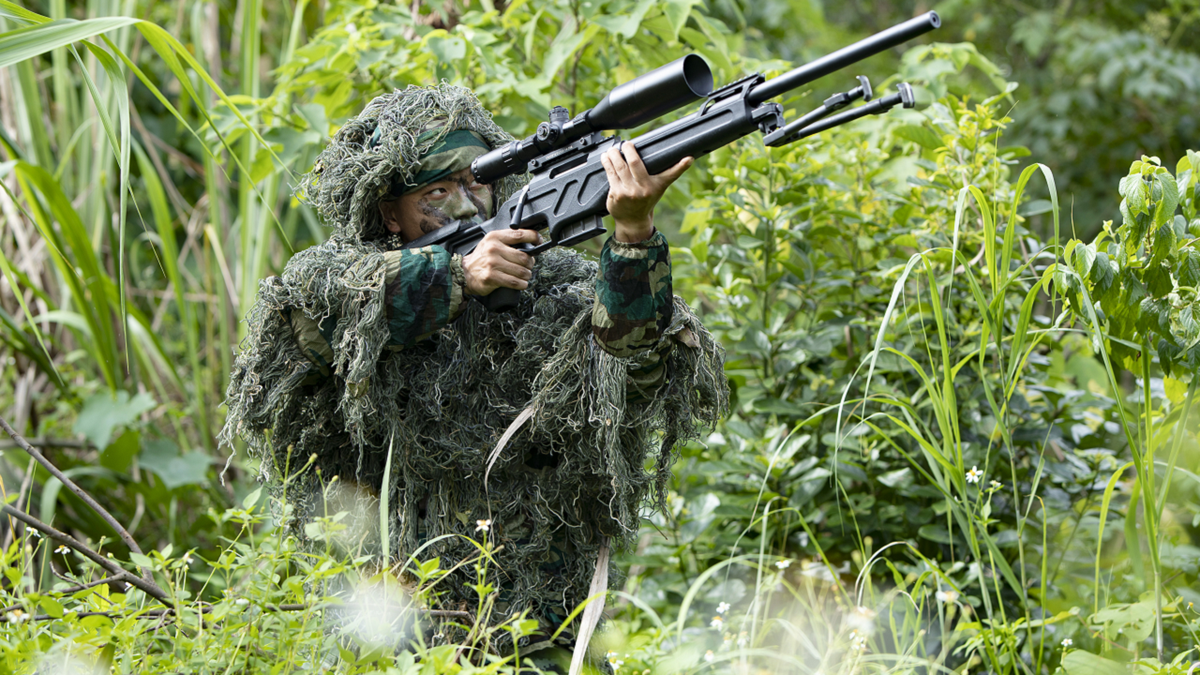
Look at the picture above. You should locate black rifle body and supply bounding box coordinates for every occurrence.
[404,77,776,258]
[402,12,941,310]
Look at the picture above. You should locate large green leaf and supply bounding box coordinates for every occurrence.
[139,439,212,490]
[1061,650,1127,675]
[74,390,156,449]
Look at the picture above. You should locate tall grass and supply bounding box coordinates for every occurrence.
[0,0,305,456]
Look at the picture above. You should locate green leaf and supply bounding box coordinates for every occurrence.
[1154,171,1180,226]
[1090,251,1115,295]
[662,0,701,39]
[1177,249,1200,288]
[426,33,465,64]
[1090,600,1155,642]
[0,17,139,68]
[242,486,264,511]
[100,429,140,473]
[1119,173,1146,216]
[541,22,596,81]
[139,439,211,490]
[1072,242,1095,279]
[1061,651,1128,675]
[1120,268,1146,307]
[917,524,952,544]
[1179,305,1199,343]
[1150,220,1176,267]
[1136,297,1171,337]
[38,596,63,619]
[893,124,943,151]
[1144,261,1174,298]
[74,391,156,449]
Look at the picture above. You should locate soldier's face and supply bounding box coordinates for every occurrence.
[381,167,494,243]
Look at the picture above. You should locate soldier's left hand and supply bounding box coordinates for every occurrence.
[601,141,693,243]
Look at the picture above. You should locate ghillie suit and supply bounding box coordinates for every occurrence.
[221,85,727,653]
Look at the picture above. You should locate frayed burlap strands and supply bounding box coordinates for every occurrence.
[223,246,727,652]
[295,84,528,245]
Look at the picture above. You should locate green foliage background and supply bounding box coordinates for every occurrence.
[0,0,1197,672]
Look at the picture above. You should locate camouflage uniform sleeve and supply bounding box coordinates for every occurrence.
[592,230,674,399]
[379,246,467,348]
[289,246,467,373]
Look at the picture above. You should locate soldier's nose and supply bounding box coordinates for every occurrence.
[444,187,479,220]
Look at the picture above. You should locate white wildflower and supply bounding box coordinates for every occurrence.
[736,631,748,648]
[704,650,715,663]
[183,553,194,565]
[5,609,28,623]
[936,589,959,604]
[475,519,491,534]
[775,558,792,570]
[1061,638,1072,648]
[55,545,70,554]
[966,466,983,483]
[235,598,249,607]
[124,582,133,592]
[710,615,724,630]
[716,601,730,614]
[989,480,1002,491]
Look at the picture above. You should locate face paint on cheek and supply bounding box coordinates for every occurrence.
[417,200,456,235]
[458,179,494,221]
[473,188,494,220]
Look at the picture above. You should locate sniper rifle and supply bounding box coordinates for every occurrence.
[403,11,942,311]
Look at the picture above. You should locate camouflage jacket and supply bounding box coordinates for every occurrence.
[289,231,675,392]
[224,230,726,651]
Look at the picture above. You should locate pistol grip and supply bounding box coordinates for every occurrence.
[479,287,522,313]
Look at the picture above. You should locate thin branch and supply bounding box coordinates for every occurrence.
[0,505,168,604]
[0,416,151,581]
[0,437,91,451]
[51,573,128,596]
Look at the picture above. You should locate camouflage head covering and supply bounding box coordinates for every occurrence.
[379,127,491,199]
[297,84,526,243]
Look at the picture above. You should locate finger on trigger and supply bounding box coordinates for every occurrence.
[498,228,534,244]
[496,243,533,268]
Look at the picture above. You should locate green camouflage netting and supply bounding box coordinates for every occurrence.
[221,85,728,651]
[296,84,527,244]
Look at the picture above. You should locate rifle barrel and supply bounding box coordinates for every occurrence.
[748,11,940,105]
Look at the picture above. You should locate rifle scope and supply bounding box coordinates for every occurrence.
[472,54,713,184]
[748,11,940,105]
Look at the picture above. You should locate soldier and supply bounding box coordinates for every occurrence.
[221,84,726,664]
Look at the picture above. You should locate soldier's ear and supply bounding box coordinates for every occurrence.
[379,199,403,234]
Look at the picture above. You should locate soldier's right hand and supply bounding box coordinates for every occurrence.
[462,229,541,296]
